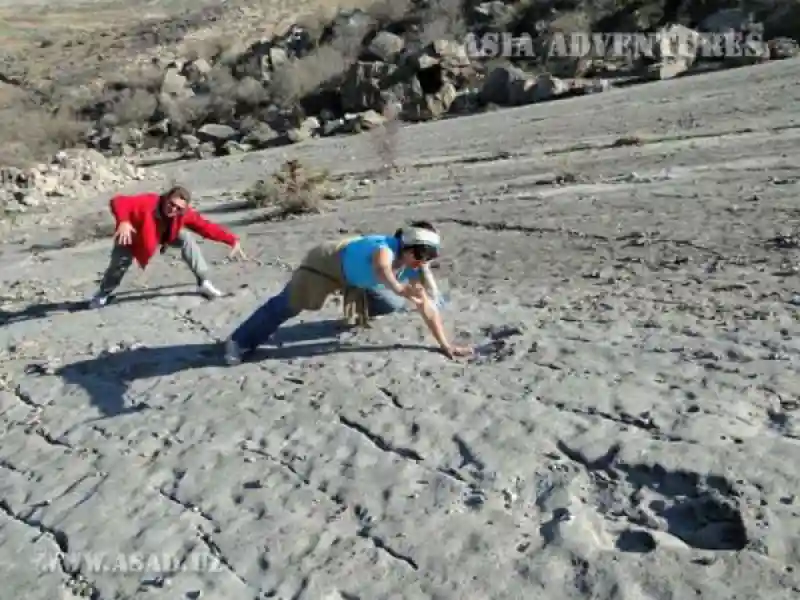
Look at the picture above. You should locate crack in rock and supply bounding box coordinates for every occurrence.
[377,386,404,409]
[551,401,685,443]
[243,445,419,571]
[338,416,423,462]
[442,217,611,241]
[27,424,74,450]
[0,498,101,598]
[445,218,723,258]
[197,531,248,586]
[0,457,22,474]
[12,383,41,408]
[156,488,218,530]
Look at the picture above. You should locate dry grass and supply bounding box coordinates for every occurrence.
[0,89,87,167]
[270,45,354,107]
[243,158,338,219]
[418,0,467,45]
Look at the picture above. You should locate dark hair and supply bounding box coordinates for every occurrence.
[162,186,191,203]
[395,220,439,260]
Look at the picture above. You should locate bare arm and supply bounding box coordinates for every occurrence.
[419,264,441,302]
[416,286,451,350]
[373,247,405,294]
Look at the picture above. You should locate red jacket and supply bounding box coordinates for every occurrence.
[109,193,238,268]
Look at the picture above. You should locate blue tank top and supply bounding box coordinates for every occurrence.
[340,235,418,290]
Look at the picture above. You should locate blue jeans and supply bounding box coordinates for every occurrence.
[228,285,409,352]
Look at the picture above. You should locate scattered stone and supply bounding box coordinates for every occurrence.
[1,149,148,214]
[769,38,800,60]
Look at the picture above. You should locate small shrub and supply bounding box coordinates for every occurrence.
[113,88,159,125]
[183,35,235,62]
[270,45,353,108]
[368,0,415,25]
[107,65,164,93]
[611,135,644,148]
[166,67,269,130]
[419,0,468,45]
[0,104,88,167]
[243,159,336,219]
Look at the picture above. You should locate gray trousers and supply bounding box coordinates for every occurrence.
[98,229,209,295]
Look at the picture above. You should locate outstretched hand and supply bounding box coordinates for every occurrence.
[228,241,248,261]
[113,221,135,245]
[441,344,474,360]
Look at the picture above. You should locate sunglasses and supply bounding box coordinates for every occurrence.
[165,199,188,215]
[412,245,439,262]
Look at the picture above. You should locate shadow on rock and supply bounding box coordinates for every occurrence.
[55,318,432,418]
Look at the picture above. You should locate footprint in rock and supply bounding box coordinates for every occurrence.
[481,324,525,340]
[354,504,374,535]
[471,324,525,362]
[617,463,748,551]
[615,529,657,553]
[463,484,487,510]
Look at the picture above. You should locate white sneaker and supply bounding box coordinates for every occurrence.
[223,337,242,365]
[89,293,109,309]
[198,280,223,299]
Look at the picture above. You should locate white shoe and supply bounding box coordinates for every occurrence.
[223,338,242,365]
[198,280,223,299]
[89,293,109,309]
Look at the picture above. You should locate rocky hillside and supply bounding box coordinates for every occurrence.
[1,1,800,181]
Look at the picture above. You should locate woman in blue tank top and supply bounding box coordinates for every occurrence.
[222,221,473,364]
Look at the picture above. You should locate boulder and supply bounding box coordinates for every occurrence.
[508,73,568,105]
[646,24,702,80]
[322,9,376,47]
[196,123,238,145]
[364,31,405,63]
[769,37,800,60]
[287,117,321,143]
[331,109,388,135]
[232,40,290,82]
[409,39,473,82]
[403,82,458,120]
[472,1,517,31]
[479,64,529,105]
[181,58,211,84]
[178,134,200,151]
[340,61,398,113]
[645,60,692,80]
[160,66,193,98]
[241,122,280,149]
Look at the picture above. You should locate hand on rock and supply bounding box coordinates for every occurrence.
[228,241,247,261]
[442,344,474,360]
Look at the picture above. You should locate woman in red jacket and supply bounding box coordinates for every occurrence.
[88,186,245,308]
